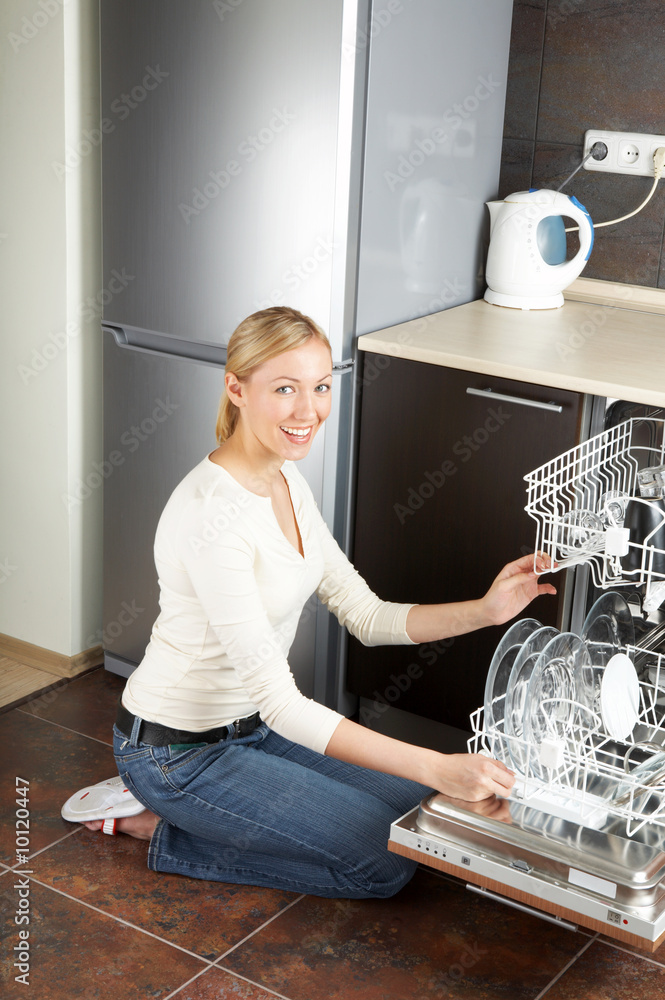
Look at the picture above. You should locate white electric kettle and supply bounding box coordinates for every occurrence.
[484,189,594,310]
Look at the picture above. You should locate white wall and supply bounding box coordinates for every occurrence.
[0,0,103,657]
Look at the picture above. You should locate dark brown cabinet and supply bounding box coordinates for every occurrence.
[347,353,585,732]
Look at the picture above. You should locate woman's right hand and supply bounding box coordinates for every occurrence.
[325,718,516,805]
[429,752,515,802]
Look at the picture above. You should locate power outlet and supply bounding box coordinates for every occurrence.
[584,130,665,177]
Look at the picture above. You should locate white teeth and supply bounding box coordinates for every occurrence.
[281,426,310,437]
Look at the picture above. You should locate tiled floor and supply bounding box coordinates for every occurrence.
[3,670,665,998]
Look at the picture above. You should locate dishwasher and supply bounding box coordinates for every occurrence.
[389,413,665,950]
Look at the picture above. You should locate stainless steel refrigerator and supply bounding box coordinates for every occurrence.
[100,0,514,714]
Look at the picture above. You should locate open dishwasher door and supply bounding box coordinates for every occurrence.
[389,791,665,952]
[389,621,665,955]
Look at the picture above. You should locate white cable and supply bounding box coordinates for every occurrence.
[584,173,659,230]
[565,146,665,232]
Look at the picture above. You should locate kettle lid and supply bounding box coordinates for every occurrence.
[503,188,563,205]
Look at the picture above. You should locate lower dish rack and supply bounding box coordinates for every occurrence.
[469,643,665,838]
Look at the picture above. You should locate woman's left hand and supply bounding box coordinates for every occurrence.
[480,552,556,628]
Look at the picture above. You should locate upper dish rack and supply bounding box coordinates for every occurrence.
[525,417,665,591]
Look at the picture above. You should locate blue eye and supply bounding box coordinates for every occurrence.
[316,383,332,393]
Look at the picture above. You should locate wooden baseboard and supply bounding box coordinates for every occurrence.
[0,632,103,679]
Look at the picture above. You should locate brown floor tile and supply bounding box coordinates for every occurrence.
[29,828,299,961]
[17,665,125,744]
[171,966,286,999]
[543,939,665,999]
[596,931,665,967]
[0,879,205,999]
[221,868,585,1000]
[0,709,117,863]
[9,650,665,998]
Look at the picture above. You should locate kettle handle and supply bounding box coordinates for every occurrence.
[551,195,594,283]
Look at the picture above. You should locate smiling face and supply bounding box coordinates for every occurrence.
[225,336,333,464]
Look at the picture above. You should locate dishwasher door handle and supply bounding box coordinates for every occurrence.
[466,884,578,932]
[466,387,563,414]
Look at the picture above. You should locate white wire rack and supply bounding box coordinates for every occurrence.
[525,417,665,590]
[469,644,665,837]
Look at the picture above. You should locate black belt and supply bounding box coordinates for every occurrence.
[116,700,261,746]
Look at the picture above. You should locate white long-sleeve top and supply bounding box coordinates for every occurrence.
[122,455,416,754]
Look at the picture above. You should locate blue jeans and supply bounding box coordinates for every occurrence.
[113,721,429,899]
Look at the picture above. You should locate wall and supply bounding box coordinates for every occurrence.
[501,0,665,287]
[0,0,103,658]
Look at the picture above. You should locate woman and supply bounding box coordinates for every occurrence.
[62,306,555,899]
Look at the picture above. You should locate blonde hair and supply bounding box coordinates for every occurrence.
[216,307,331,444]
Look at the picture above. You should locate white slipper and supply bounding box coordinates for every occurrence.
[61,775,144,829]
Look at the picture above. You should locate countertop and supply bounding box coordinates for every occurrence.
[357,279,665,408]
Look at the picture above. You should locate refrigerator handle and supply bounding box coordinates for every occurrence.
[104,325,356,374]
[103,323,228,367]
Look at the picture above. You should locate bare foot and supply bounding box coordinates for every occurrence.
[82,810,160,841]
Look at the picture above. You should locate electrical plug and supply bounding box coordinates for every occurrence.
[566,141,665,230]
[653,146,665,180]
